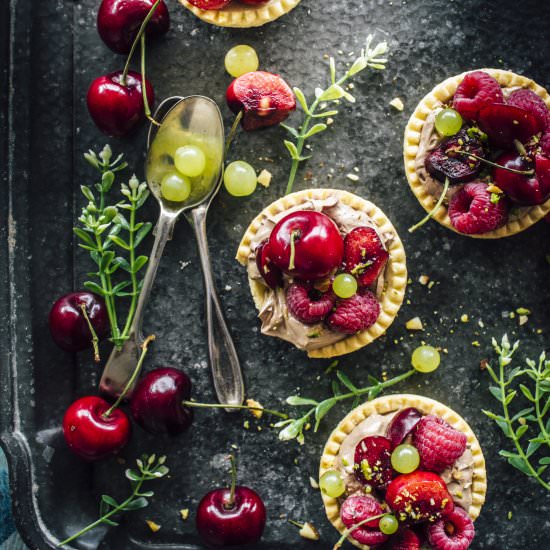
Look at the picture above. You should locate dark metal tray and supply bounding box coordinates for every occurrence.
[2,0,550,548]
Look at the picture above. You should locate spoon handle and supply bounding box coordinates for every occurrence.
[190,205,245,409]
[99,209,178,397]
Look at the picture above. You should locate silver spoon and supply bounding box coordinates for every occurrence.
[99,95,244,408]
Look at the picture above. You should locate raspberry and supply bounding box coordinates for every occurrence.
[353,435,394,489]
[426,506,475,550]
[448,182,509,235]
[343,226,389,287]
[326,291,380,334]
[453,71,504,121]
[507,89,550,133]
[386,472,454,523]
[286,283,335,324]
[425,129,485,185]
[387,529,421,550]
[413,415,467,472]
[340,495,389,547]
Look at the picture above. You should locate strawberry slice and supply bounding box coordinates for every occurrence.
[353,435,393,489]
[255,241,283,289]
[385,471,454,523]
[226,71,296,131]
[478,103,539,148]
[186,0,232,8]
[343,227,389,288]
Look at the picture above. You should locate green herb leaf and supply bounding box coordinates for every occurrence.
[303,123,327,138]
[101,495,119,508]
[109,235,131,250]
[292,87,310,114]
[134,222,153,247]
[284,140,300,160]
[132,255,148,273]
[83,281,107,296]
[121,497,149,511]
[336,371,359,394]
[314,399,336,431]
[286,396,318,406]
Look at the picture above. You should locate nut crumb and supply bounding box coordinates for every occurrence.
[179,509,189,521]
[406,317,424,331]
[460,314,469,323]
[299,522,320,541]
[309,477,319,489]
[146,520,161,533]
[419,275,430,285]
[257,169,272,188]
[346,173,360,182]
[389,97,404,111]
[246,399,263,419]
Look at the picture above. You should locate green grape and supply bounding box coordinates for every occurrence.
[224,161,257,197]
[225,45,259,78]
[332,273,358,299]
[174,145,206,177]
[435,108,463,136]
[391,444,420,474]
[160,172,191,202]
[319,470,345,498]
[379,514,399,535]
[411,345,441,373]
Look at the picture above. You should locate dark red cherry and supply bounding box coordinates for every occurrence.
[196,456,266,547]
[493,151,550,205]
[49,291,109,353]
[62,396,131,461]
[354,435,394,489]
[385,407,423,449]
[130,367,193,435]
[268,211,344,280]
[97,0,170,54]
[255,241,283,289]
[478,103,539,148]
[87,70,154,137]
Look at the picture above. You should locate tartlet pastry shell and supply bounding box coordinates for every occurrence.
[180,0,301,28]
[319,394,487,550]
[403,68,550,238]
[235,189,407,358]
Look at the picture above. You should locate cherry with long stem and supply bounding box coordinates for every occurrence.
[454,150,534,175]
[103,334,156,418]
[333,513,386,549]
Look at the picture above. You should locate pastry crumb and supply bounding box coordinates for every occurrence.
[309,477,319,489]
[346,173,360,182]
[146,520,161,533]
[179,509,189,521]
[406,317,424,331]
[257,169,272,188]
[299,522,320,541]
[389,97,404,111]
[460,314,469,323]
[418,274,430,285]
[519,315,528,326]
[246,399,263,419]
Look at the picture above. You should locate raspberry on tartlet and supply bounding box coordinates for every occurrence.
[319,394,486,550]
[236,189,407,359]
[404,68,550,238]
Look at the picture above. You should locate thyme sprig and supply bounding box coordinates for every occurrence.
[58,454,169,546]
[275,368,416,444]
[76,145,152,349]
[282,34,389,195]
[482,335,550,491]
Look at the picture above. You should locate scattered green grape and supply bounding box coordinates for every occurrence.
[379,514,399,535]
[174,145,206,177]
[411,345,441,373]
[225,45,259,78]
[319,470,345,498]
[332,273,358,299]
[224,161,257,197]
[435,108,463,136]
[391,444,420,474]
[160,172,191,202]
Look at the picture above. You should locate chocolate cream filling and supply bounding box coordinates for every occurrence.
[246,195,393,352]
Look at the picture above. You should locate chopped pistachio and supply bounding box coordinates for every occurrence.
[472,341,480,347]
[516,307,531,315]
[299,522,320,541]
[460,314,469,323]
[243,420,250,429]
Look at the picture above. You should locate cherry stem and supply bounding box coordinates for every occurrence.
[103,334,156,418]
[288,229,300,271]
[140,34,160,127]
[454,150,534,175]
[225,454,237,510]
[79,303,101,363]
[225,111,243,157]
[288,519,304,528]
[181,400,288,419]
[121,0,162,85]
[408,177,449,233]
[333,513,386,550]
[514,138,528,158]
